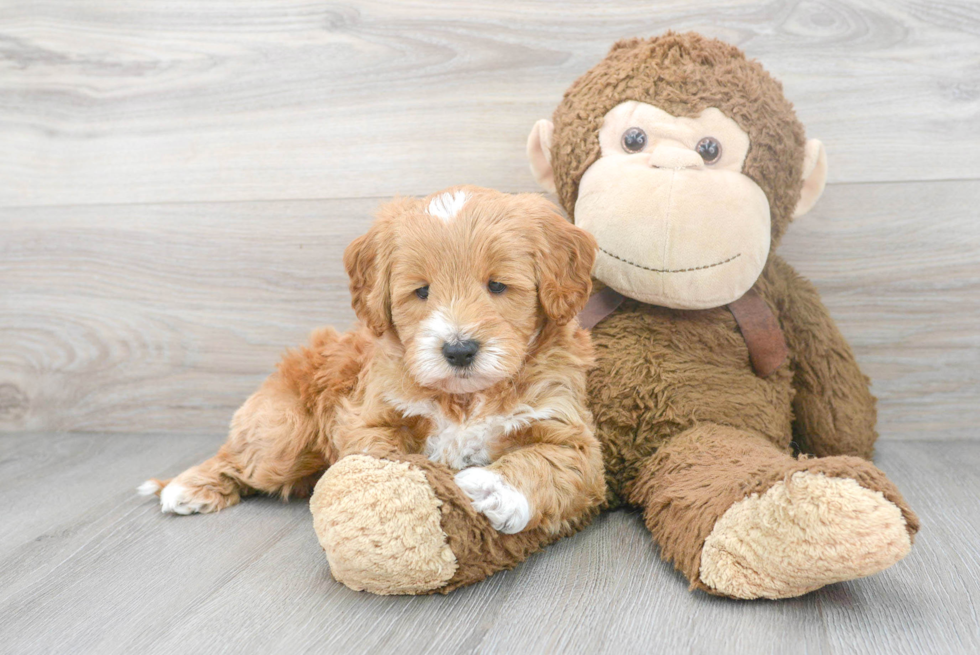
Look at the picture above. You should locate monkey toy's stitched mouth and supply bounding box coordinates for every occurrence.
[597,246,742,273]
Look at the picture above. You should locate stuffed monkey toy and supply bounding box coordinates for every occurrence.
[524,32,919,598]
[312,32,918,599]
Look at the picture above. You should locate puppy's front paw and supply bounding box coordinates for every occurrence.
[454,467,531,534]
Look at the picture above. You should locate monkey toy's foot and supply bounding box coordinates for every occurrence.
[310,455,456,594]
[310,454,579,595]
[698,469,915,599]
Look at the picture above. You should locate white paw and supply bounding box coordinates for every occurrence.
[454,467,531,534]
[156,482,208,515]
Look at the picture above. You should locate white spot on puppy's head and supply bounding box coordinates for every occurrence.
[427,190,469,222]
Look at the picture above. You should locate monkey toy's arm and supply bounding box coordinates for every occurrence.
[763,255,878,459]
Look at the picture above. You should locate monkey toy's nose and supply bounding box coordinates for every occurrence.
[442,340,480,368]
[647,145,705,171]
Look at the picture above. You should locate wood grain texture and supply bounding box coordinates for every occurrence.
[0,197,367,433]
[2,181,977,438]
[0,434,976,654]
[781,180,980,440]
[1,0,978,207]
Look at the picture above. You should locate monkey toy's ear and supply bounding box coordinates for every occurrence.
[794,139,828,218]
[527,119,557,194]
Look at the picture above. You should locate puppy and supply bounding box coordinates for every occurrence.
[140,186,605,534]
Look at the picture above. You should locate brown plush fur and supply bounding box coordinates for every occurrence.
[588,253,889,502]
[627,424,919,595]
[544,32,919,594]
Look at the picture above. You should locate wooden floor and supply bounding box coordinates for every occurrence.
[2,1,979,653]
[0,434,976,655]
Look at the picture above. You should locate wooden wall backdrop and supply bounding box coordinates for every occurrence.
[1,0,978,438]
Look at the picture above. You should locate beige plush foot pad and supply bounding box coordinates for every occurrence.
[310,455,458,595]
[699,471,912,599]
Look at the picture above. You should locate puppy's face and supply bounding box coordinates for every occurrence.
[344,187,596,394]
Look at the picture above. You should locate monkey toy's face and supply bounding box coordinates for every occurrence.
[577,101,768,309]
[528,101,826,310]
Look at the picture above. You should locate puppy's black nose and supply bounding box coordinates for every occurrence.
[442,340,480,368]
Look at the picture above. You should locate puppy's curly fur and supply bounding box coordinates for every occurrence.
[141,186,605,536]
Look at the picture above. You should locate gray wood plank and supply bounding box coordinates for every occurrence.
[0,434,977,654]
[2,180,977,439]
[0,197,368,434]
[0,433,226,599]
[780,180,980,441]
[1,0,978,208]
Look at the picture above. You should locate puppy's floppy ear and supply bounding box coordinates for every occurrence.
[529,195,597,325]
[344,198,412,337]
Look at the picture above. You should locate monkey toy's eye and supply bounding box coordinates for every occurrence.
[696,137,722,164]
[621,127,647,153]
[487,280,507,295]
[415,285,430,300]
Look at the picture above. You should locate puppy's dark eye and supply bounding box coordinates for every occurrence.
[621,127,647,153]
[696,137,722,164]
[415,285,430,300]
[487,280,507,295]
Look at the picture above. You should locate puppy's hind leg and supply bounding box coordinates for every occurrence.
[138,455,245,515]
[141,379,327,515]
[140,327,365,515]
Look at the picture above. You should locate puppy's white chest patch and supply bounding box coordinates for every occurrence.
[384,394,551,470]
[424,406,555,469]
[424,417,499,469]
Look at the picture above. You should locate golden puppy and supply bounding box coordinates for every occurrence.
[140,186,604,535]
